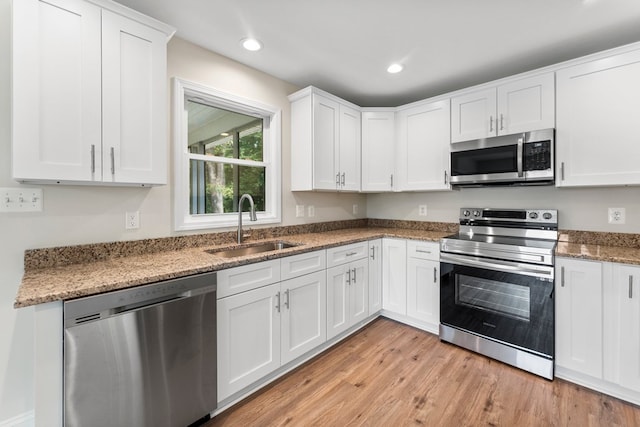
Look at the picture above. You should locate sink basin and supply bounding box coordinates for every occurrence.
[205,241,300,258]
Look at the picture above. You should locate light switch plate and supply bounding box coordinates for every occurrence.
[0,188,43,212]
[296,205,305,218]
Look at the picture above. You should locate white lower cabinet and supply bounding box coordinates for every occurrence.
[555,257,604,379]
[217,253,326,401]
[606,263,640,393]
[382,238,407,314]
[217,282,281,401]
[556,257,640,405]
[326,258,368,340]
[406,241,440,332]
[368,239,383,314]
[280,270,327,365]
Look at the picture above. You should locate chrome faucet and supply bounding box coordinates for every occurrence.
[237,194,257,244]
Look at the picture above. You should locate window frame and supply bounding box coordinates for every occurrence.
[172,77,281,231]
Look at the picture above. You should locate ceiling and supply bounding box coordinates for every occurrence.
[117,0,640,107]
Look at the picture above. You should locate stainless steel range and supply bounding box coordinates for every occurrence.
[439,208,558,379]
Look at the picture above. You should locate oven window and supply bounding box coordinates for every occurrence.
[455,274,530,321]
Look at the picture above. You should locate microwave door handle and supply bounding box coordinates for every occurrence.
[517,136,524,178]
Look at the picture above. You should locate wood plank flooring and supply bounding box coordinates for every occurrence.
[206,318,640,426]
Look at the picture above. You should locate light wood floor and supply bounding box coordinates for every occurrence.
[206,318,640,426]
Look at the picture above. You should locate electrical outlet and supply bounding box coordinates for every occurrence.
[353,204,358,215]
[418,205,428,216]
[308,205,315,217]
[296,205,305,218]
[608,207,626,224]
[125,211,140,229]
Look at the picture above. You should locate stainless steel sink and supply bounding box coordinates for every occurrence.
[205,241,299,258]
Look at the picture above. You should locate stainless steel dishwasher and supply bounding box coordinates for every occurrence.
[63,271,217,427]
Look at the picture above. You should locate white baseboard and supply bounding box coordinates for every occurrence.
[0,411,34,427]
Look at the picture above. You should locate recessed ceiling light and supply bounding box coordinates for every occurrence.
[387,63,404,74]
[220,132,230,136]
[241,38,263,52]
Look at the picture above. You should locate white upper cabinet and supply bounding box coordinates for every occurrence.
[12,0,174,186]
[556,47,640,187]
[451,73,555,143]
[290,87,361,191]
[361,111,395,192]
[396,99,451,191]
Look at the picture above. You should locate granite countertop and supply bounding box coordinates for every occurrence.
[14,226,451,308]
[15,219,640,309]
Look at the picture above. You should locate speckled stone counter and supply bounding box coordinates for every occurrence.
[15,220,456,308]
[556,230,640,265]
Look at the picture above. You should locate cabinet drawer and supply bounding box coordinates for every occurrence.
[217,259,281,298]
[326,241,368,267]
[280,250,326,281]
[407,240,440,261]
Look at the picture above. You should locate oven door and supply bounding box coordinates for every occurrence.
[440,253,554,357]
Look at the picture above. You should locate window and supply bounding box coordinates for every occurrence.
[173,78,281,230]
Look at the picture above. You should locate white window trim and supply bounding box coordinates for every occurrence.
[172,77,282,231]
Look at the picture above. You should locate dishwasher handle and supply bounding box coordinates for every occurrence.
[110,285,216,316]
[64,271,217,328]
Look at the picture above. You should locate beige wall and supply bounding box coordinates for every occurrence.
[368,185,640,232]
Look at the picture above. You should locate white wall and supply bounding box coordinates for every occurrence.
[0,11,364,424]
[367,185,640,233]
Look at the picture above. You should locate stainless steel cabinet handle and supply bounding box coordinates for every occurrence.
[352,268,357,283]
[489,115,494,132]
[275,291,281,312]
[346,269,351,285]
[370,246,375,260]
[390,174,394,188]
[444,170,448,185]
[561,162,565,181]
[500,114,504,130]
[416,249,432,254]
[110,147,115,175]
[561,266,565,287]
[630,275,634,299]
[341,172,346,186]
[90,145,95,173]
[346,251,357,257]
[284,289,290,309]
[433,267,437,283]
[336,173,340,186]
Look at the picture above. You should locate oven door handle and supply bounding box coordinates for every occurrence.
[440,253,554,279]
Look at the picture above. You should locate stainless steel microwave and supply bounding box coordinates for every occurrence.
[450,128,554,186]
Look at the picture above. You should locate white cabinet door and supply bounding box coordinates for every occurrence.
[368,239,383,314]
[451,73,554,143]
[361,111,395,192]
[102,10,167,185]
[12,0,102,182]
[407,258,439,329]
[327,264,350,339]
[556,48,640,186]
[451,88,496,143]
[555,258,603,379]
[217,283,281,401]
[382,238,407,315]
[349,258,369,325]
[312,94,340,190]
[607,264,640,392]
[338,105,361,191]
[497,73,555,135]
[396,100,451,191]
[280,271,327,365]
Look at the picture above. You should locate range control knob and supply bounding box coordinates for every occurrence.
[543,212,553,220]
[473,210,481,217]
[529,212,539,220]
[462,210,471,217]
